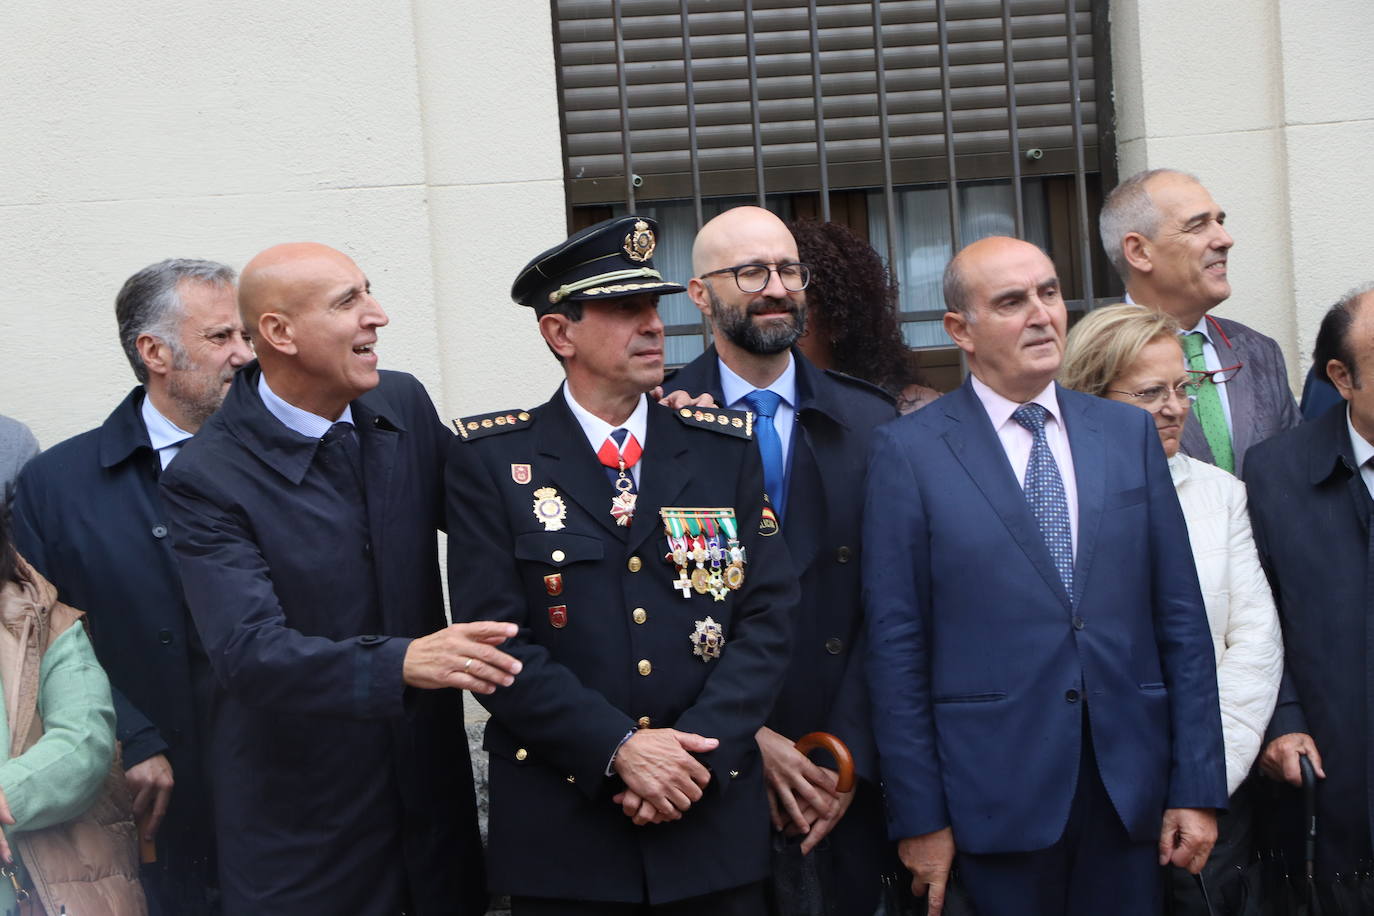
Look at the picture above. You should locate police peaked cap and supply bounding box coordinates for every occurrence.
[511,215,686,316]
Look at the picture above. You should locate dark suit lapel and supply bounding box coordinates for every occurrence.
[942,382,1073,610]
[783,431,822,573]
[627,405,691,555]
[1059,388,1103,610]
[536,391,628,541]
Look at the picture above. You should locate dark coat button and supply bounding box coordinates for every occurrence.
[151,524,168,539]
[1072,616,1085,630]
[824,637,843,655]
[1065,689,1080,703]
[835,546,852,564]
[359,635,384,646]
[158,629,174,645]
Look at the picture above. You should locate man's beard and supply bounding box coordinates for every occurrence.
[167,359,233,431]
[709,286,807,356]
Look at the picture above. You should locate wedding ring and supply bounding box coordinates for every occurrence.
[464,657,474,672]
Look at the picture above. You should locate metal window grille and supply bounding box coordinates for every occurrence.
[553,0,1117,373]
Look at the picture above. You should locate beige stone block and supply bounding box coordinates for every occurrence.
[0,0,427,207]
[1124,0,1281,138]
[1277,0,1374,126]
[427,181,567,420]
[413,0,563,187]
[1282,120,1374,366]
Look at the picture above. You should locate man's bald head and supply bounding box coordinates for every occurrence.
[236,242,388,418]
[943,236,1054,316]
[691,206,797,276]
[238,242,358,329]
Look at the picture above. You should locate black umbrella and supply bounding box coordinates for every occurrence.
[768,732,855,916]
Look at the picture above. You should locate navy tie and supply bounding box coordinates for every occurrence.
[741,389,787,521]
[1012,403,1073,594]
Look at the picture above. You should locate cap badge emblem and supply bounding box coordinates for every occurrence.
[623,220,656,263]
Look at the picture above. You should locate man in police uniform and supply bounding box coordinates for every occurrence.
[445,215,799,914]
[670,205,898,915]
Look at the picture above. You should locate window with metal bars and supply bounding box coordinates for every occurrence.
[554,0,1118,382]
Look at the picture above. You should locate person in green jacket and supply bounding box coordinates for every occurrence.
[0,508,145,913]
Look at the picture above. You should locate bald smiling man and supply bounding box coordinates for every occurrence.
[160,243,521,915]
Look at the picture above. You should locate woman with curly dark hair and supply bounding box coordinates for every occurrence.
[788,219,940,413]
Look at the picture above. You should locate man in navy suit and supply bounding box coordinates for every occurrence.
[669,206,897,915]
[160,243,522,914]
[863,236,1226,915]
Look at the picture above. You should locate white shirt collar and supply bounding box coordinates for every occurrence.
[970,374,1062,432]
[1347,404,1374,470]
[140,393,194,452]
[257,373,353,440]
[561,381,648,453]
[718,351,797,409]
[1183,314,1213,343]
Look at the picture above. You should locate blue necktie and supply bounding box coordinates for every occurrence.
[741,389,787,521]
[1012,403,1073,595]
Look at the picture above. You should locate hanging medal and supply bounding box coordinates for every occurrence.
[597,431,643,527]
[719,513,746,591]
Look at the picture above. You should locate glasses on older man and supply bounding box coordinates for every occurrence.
[1107,380,1199,408]
[699,262,811,293]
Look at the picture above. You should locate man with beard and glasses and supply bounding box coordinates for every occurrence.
[11,258,254,914]
[669,206,899,916]
[1100,169,1299,477]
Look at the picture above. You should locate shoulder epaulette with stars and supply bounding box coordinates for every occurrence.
[673,406,753,439]
[452,409,534,441]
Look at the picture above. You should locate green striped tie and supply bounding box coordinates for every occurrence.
[1181,331,1235,473]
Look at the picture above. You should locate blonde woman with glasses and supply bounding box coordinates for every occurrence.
[1061,302,1283,912]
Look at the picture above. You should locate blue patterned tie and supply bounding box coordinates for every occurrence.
[741,388,787,521]
[1012,403,1073,594]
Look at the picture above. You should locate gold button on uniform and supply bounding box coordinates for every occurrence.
[637,659,652,676]
[515,748,528,761]
[637,716,651,728]
[566,775,576,784]
[632,608,647,624]
[729,770,740,779]
[627,556,643,572]
[551,549,566,563]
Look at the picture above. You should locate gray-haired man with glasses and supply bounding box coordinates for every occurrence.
[669,206,900,916]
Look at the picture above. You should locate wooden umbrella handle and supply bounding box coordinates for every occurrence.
[793,731,855,793]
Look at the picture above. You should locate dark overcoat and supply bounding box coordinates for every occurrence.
[159,364,484,916]
[1244,402,1374,876]
[10,387,217,910]
[445,389,798,905]
[667,349,898,914]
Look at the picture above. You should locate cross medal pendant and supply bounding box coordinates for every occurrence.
[610,460,636,527]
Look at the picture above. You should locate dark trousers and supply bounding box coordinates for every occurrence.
[512,882,766,916]
[957,718,1161,916]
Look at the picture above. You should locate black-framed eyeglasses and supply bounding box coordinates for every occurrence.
[699,262,811,293]
[1187,363,1244,385]
[1107,380,1199,408]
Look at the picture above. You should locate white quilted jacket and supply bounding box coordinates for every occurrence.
[1169,453,1284,797]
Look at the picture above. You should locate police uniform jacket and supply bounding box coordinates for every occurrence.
[159,364,484,916]
[445,388,799,905]
[10,386,218,909]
